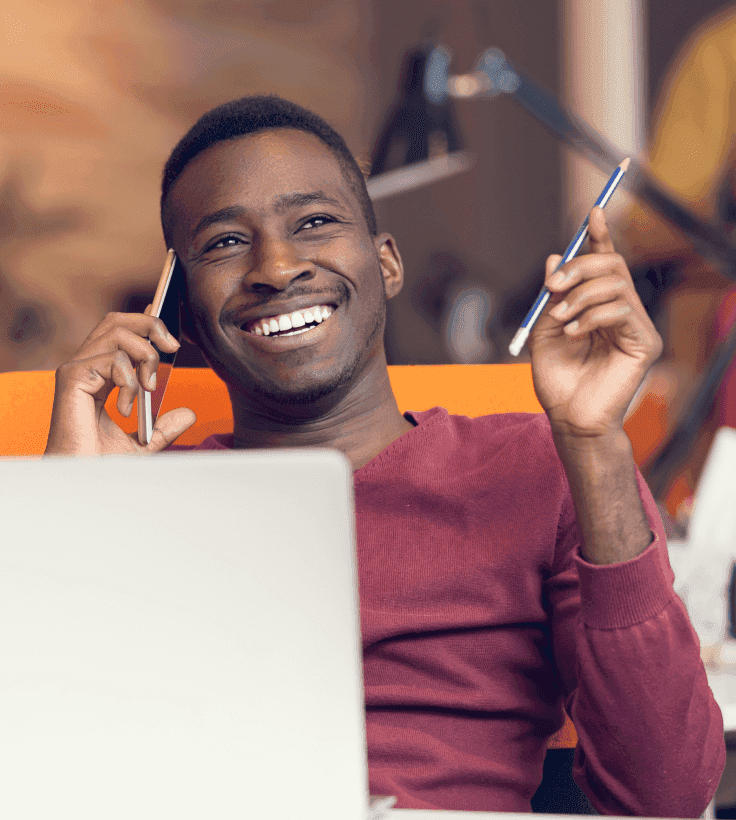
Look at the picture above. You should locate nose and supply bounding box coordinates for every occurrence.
[247,236,316,293]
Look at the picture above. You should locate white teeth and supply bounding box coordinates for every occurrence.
[247,304,335,336]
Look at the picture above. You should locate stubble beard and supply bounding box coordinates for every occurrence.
[247,290,387,407]
[194,256,389,411]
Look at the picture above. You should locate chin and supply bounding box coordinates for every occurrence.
[203,351,360,414]
[251,365,357,408]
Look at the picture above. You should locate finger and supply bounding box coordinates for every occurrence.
[144,304,153,316]
[548,274,627,323]
[543,255,566,301]
[55,350,140,413]
[107,326,162,393]
[545,254,564,279]
[561,299,648,343]
[111,350,141,416]
[546,252,631,294]
[83,312,180,355]
[145,408,198,452]
[77,325,168,394]
[587,206,615,254]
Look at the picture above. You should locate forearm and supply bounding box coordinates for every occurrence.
[551,427,653,565]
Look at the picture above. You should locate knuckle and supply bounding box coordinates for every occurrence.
[102,311,125,326]
[112,350,135,378]
[55,360,74,378]
[55,360,80,385]
[56,359,93,381]
[144,343,160,367]
[55,358,105,392]
[110,324,133,343]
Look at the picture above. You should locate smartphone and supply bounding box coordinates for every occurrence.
[137,249,182,445]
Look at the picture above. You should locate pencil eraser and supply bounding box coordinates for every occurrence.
[508,330,527,357]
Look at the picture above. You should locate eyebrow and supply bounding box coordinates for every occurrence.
[273,191,342,214]
[192,206,248,239]
[191,191,344,239]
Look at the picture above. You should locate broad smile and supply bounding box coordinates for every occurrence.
[242,303,335,337]
[235,303,338,351]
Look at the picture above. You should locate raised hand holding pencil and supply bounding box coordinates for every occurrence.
[509,158,631,357]
[519,157,662,440]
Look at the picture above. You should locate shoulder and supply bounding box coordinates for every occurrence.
[407,406,562,473]
[412,406,555,445]
[390,408,572,552]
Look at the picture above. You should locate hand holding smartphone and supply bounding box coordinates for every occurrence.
[138,249,182,445]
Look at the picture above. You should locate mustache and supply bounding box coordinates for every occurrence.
[221,282,349,326]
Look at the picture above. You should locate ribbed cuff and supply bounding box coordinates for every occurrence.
[575,534,677,629]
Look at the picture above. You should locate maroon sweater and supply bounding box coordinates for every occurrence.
[171,407,725,815]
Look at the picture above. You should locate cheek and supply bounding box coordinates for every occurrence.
[180,291,225,352]
[186,276,225,325]
[345,244,384,295]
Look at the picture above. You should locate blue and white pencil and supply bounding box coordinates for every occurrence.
[508,157,631,357]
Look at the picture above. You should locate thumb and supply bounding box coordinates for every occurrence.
[588,205,615,253]
[147,407,198,451]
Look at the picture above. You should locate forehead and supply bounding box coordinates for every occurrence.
[167,129,358,236]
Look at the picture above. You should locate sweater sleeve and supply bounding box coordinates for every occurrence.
[546,469,726,817]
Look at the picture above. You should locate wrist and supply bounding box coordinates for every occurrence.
[549,426,651,566]
[549,423,633,461]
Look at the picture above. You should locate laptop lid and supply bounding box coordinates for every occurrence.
[0,449,366,820]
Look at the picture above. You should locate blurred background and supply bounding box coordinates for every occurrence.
[2,0,735,517]
[6,1,736,812]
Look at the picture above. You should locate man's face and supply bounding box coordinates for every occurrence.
[166,129,403,407]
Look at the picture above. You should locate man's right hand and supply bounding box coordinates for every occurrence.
[45,312,197,456]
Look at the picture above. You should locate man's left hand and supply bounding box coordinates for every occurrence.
[529,206,663,438]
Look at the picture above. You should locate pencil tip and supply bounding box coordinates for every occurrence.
[620,157,631,172]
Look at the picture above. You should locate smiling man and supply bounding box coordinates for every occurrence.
[45,95,725,815]
[160,119,412,467]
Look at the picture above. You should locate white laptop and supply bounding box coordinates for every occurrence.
[0,449,366,820]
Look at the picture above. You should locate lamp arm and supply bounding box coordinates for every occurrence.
[444,48,736,501]
[462,49,736,277]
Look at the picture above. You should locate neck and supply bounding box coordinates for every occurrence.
[227,361,414,471]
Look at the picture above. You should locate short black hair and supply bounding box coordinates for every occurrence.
[160,94,377,243]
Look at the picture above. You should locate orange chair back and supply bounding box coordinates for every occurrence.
[0,364,544,452]
[0,363,576,748]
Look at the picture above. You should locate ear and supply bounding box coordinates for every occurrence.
[375,233,404,299]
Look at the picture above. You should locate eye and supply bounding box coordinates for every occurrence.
[204,234,245,252]
[298,214,337,231]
